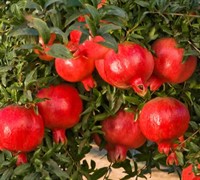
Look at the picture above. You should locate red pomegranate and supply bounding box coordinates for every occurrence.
[148,37,197,91]
[55,52,96,91]
[96,109,146,163]
[95,42,154,96]
[0,105,44,165]
[37,84,83,143]
[138,97,190,164]
[56,30,109,91]
[78,35,110,60]
[182,164,200,180]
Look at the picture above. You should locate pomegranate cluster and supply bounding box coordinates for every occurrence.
[34,31,197,97]
[0,84,83,166]
[0,0,197,170]
[33,26,197,166]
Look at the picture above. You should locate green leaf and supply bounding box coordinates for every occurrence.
[24,68,37,88]
[85,16,97,36]
[0,66,12,73]
[91,160,96,170]
[0,168,13,180]
[134,0,150,7]
[194,103,200,117]
[130,33,144,40]
[32,18,51,44]
[85,4,100,24]
[189,121,199,130]
[14,163,31,176]
[98,24,121,34]
[9,27,38,37]
[91,167,108,179]
[189,142,200,152]
[47,44,72,59]
[175,151,184,166]
[23,172,41,180]
[44,0,64,9]
[100,34,118,52]
[46,159,70,179]
[103,5,128,19]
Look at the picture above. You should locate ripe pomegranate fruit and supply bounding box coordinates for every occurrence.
[148,37,197,91]
[55,51,96,91]
[138,97,190,165]
[0,105,44,165]
[182,164,200,180]
[95,42,154,96]
[57,30,109,91]
[36,84,83,144]
[34,33,56,61]
[94,109,146,163]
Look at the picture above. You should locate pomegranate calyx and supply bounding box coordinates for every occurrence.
[106,144,128,163]
[81,75,97,91]
[166,152,179,166]
[15,152,28,166]
[52,129,67,144]
[158,141,174,155]
[130,77,147,97]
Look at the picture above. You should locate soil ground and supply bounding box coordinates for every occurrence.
[84,144,179,180]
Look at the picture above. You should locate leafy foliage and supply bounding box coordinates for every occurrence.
[0,0,200,179]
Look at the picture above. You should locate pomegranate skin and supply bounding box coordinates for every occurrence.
[149,38,197,91]
[94,110,146,163]
[138,97,190,155]
[95,42,154,96]
[37,84,83,130]
[182,164,200,180]
[102,110,146,149]
[0,105,44,153]
[78,36,110,60]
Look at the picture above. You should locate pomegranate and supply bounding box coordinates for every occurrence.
[78,35,110,60]
[57,30,109,91]
[36,84,83,143]
[0,105,44,165]
[95,109,146,163]
[138,97,190,165]
[95,42,154,96]
[55,51,96,91]
[34,33,56,61]
[67,30,109,60]
[182,164,200,180]
[148,37,197,91]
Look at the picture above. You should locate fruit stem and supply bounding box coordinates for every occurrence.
[52,129,67,144]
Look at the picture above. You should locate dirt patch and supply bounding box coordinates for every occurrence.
[84,144,179,180]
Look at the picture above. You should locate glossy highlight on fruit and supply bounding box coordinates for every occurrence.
[148,37,197,91]
[95,42,154,96]
[0,105,44,165]
[37,84,83,143]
